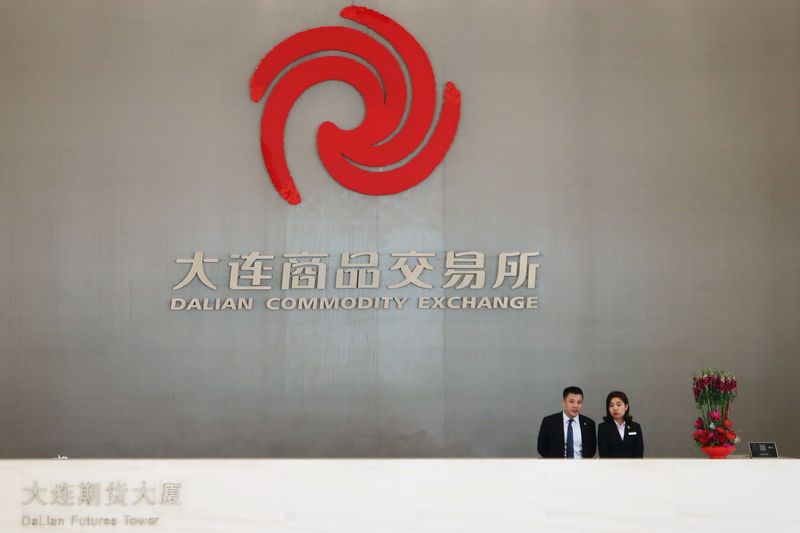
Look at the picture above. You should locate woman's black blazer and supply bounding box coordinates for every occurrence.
[597,420,644,458]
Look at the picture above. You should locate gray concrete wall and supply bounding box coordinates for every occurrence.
[1,0,798,458]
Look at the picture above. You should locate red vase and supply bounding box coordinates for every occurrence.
[701,445,735,459]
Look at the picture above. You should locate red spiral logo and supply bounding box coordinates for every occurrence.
[250,6,461,205]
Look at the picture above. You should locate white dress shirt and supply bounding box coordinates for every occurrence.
[616,420,626,440]
[562,412,583,458]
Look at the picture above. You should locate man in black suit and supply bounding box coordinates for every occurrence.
[537,386,597,458]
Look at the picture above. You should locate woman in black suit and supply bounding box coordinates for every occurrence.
[597,391,644,458]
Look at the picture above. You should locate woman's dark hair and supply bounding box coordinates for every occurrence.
[603,390,633,423]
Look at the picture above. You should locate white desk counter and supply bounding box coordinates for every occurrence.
[1,458,798,532]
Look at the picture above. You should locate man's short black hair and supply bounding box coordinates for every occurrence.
[562,386,583,399]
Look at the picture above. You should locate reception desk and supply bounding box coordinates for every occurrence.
[2,458,798,532]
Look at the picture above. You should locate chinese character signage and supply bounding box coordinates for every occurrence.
[21,479,182,527]
[170,250,541,312]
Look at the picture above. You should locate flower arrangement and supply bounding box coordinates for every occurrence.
[692,369,739,449]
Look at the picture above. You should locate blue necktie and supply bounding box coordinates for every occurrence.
[566,419,575,458]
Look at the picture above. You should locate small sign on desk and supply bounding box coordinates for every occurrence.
[749,442,779,458]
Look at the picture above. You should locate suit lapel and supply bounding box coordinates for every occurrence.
[578,416,587,443]
[612,421,624,444]
[557,415,566,450]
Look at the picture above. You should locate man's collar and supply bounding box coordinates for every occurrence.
[562,412,579,424]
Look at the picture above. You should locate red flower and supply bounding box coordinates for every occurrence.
[694,417,705,429]
[697,430,714,444]
[723,419,733,429]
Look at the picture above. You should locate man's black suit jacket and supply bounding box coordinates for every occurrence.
[537,412,597,458]
[597,420,644,458]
